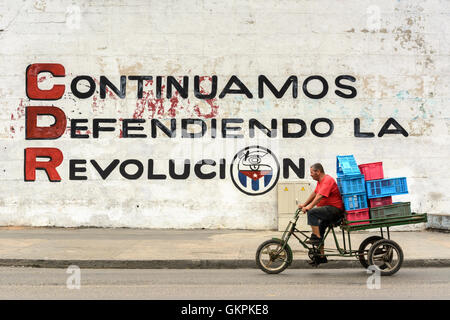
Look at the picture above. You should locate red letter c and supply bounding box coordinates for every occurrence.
[26,63,65,100]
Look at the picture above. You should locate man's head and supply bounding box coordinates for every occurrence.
[310,163,325,181]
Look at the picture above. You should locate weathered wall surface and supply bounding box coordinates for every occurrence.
[0,0,448,229]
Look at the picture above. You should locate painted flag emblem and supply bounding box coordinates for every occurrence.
[230,146,280,196]
[238,170,273,191]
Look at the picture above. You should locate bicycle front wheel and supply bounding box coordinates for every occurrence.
[255,239,292,274]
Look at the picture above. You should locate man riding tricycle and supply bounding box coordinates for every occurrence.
[255,163,427,276]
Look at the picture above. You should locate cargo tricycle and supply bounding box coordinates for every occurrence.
[256,207,427,276]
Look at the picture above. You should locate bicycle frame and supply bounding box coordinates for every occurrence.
[279,209,368,258]
[275,208,426,260]
[260,207,427,275]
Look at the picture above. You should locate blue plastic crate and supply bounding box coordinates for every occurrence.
[336,155,361,177]
[337,174,366,194]
[366,177,408,199]
[342,192,368,211]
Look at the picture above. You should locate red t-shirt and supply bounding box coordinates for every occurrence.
[314,174,344,210]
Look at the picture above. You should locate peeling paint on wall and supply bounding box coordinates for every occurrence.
[0,0,448,229]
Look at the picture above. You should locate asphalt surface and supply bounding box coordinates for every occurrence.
[0,228,449,268]
[0,267,448,299]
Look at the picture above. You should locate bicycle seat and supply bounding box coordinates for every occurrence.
[330,215,344,227]
[320,215,344,230]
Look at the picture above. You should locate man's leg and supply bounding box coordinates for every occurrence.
[311,225,320,238]
[317,207,342,256]
[306,207,327,250]
[307,207,339,255]
[307,207,329,240]
[306,208,327,264]
[318,221,328,255]
[310,225,324,255]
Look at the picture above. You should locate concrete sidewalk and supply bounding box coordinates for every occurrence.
[0,227,449,269]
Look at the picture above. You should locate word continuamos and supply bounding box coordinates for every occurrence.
[26,63,357,100]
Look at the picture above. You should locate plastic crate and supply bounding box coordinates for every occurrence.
[336,155,361,177]
[345,208,370,226]
[369,196,392,208]
[342,192,368,211]
[370,202,411,219]
[337,174,366,194]
[358,162,384,181]
[366,177,408,198]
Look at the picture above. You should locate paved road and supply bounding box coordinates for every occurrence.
[0,267,448,299]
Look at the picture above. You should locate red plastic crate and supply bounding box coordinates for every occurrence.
[358,162,384,181]
[369,196,393,208]
[345,208,370,226]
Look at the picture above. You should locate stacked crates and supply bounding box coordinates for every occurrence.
[358,162,392,208]
[336,155,369,225]
[358,161,410,220]
[337,156,411,225]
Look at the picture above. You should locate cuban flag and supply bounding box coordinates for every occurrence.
[238,170,273,191]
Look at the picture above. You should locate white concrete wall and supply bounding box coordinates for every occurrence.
[0,0,448,229]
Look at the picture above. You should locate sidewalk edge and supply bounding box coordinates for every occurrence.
[0,259,449,269]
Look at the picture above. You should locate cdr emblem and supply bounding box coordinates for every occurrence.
[230,146,280,196]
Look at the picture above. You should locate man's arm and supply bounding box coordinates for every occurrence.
[301,193,324,213]
[307,193,324,209]
[299,191,316,208]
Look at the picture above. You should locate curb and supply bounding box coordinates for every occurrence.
[1,259,449,269]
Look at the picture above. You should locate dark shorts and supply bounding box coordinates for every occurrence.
[307,206,344,238]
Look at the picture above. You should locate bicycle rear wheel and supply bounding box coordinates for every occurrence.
[368,239,403,276]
